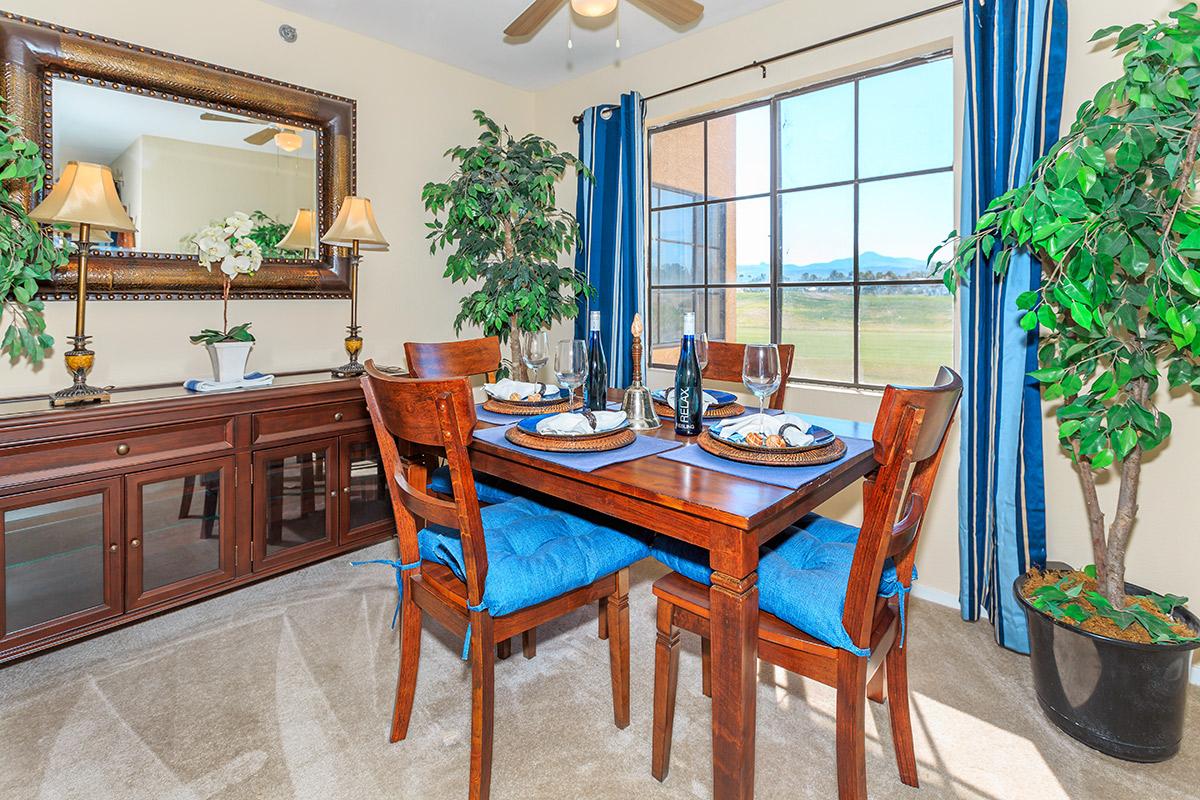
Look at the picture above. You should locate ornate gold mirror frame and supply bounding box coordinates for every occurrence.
[0,11,356,299]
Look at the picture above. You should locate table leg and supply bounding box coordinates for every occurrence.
[709,566,758,800]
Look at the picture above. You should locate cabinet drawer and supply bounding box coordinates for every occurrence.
[0,417,235,490]
[252,400,368,446]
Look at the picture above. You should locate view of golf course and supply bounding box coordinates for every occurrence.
[652,283,954,387]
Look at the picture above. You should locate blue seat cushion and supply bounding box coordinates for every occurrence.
[428,465,520,505]
[417,496,650,617]
[651,513,911,655]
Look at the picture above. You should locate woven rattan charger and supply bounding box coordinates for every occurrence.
[697,429,847,466]
[483,397,582,416]
[654,400,746,420]
[504,424,637,453]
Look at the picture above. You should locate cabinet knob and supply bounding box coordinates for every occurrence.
[130,538,140,548]
[109,544,119,553]
[331,489,339,497]
[334,412,344,422]
[116,443,130,455]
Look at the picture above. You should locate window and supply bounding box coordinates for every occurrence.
[647,54,954,389]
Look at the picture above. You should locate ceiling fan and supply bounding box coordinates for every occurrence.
[505,0,704,38]
[198,112,305,152]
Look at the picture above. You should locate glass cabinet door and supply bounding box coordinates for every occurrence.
[125,457,236,610]
[0,478,123,649]
[252,439,337,570]
[339,432,392,544]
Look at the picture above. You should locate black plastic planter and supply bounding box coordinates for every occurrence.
[1015,571,1200,761]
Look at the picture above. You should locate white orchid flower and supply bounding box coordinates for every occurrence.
[223,212,253,239]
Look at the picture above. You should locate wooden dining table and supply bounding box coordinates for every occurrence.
[467,391,879,800]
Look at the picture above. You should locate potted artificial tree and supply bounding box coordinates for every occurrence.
[423,110,593,381]
[1,97,67,364]
[938,6,1200,761]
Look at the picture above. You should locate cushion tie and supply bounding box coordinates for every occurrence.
[461,601,488,661]
[351,558,421,629]
[896,585,910,649]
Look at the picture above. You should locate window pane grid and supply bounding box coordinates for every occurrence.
[648,52,953,388]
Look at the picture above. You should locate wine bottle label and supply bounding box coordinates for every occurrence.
[682,311,695,337]
[590,311,601,332]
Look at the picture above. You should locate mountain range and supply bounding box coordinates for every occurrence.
[734,252,931,282]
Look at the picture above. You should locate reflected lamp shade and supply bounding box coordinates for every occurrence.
[30,162,135,232]
[321,196,389,251]
[278,208,317,252]
[274,129,303,152]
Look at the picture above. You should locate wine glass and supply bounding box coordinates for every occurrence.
[554,339,588,411]
[696,332,710,372]
[522,330,549,383]
[742,344,781,434]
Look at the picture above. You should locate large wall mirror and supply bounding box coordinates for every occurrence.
[1,12,356,299]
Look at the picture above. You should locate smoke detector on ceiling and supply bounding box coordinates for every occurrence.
[278,24,298,44]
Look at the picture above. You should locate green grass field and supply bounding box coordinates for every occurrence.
[657,287,953,387]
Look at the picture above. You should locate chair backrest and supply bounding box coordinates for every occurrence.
[841,366,962,650]
[360,360,490,607]
[404,336,502,380]
[656,341,796,409]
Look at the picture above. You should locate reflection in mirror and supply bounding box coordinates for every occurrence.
[51,77,318,258]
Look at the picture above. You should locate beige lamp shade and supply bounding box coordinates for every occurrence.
[322,196,389,252]
[278,208,318,252]
[66,224,113,245]
[30,162,135,232]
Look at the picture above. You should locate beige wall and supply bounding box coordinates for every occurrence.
[535,0,1199,611]
[8,1,1196,618]
[129,136,317,253]
[1,0,534,396]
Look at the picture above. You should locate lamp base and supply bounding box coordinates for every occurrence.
[50,382,111,407]
[331,361,365,379]
[331,330,364,379]
[50,337,111,407]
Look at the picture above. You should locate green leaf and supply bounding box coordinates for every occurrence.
[1167,74,1191,99]
[1029,367,1066,383]
[1091,448,1115,470]
[1114,427,1139,460]
[1115,139,1143,172]
[1083,564,1098,580]
[1020,310,1038,331]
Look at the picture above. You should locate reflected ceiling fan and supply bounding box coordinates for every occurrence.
[505,0,704,37]
[198,112,305,152]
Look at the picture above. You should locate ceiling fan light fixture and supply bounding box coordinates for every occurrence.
[274,130,303,152]
[570,0,618,18]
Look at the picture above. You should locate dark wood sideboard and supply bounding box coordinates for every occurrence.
[0,373,395,664]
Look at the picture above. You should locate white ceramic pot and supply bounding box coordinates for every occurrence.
[206,341,254,383]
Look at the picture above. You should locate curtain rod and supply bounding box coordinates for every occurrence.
[571,0,962,125]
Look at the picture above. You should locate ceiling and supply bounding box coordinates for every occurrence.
[260,0,784,91]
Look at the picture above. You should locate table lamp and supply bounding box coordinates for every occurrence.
[278,208,317,259]
[321,196,388,378]
[30,162,135,407]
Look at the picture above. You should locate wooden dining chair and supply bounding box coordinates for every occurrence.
[404,335,555,659]
[654,340,796,409]
[648,367,962,800]
[403,336,523,509]
[360,362,649,800]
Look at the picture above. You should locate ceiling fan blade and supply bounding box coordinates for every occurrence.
[637,0,703,26]
[200,112,257,124]
[244,127,278,145]
[504,0,566,36]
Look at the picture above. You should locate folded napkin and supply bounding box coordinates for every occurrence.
[536,410,627,436]
[657,388,724,413]
[713,413,813,447]
[184,372,275,393]
[484,378,562,400]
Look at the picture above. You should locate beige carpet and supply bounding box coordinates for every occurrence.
[2,542,1198,800]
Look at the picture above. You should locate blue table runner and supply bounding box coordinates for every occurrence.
[472,423,682,473]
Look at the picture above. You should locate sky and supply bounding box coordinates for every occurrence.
[658,57,955,270]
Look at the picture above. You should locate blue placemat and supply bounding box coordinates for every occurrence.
[472,423,682,472]
[656,435,876,490]
[475,400,621,426]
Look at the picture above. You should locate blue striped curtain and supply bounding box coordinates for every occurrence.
[959,0,1066,653]
[574,92,646,388]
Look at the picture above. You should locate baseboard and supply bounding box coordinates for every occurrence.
[912,584,1200,686]
[910,583,970,612]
